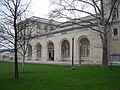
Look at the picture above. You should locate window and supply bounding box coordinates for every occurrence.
[113,28,119,36]
[61,40,70,58]
[37,23,41,34]
[44,25,48,33]
[28,44,32,59]
[113,7,119,20]
[79,38,90,58]
[81,45,89,57]
[112,0,119,20]
[36,44,41,58]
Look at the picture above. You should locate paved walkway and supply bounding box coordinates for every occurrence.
[19,60,79,66]
[1,59,120,66]
[18,60,102,66]
[0,59,100,65]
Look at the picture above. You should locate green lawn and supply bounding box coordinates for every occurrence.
[0,61,120,90]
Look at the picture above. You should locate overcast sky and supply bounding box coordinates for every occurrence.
[29,0,93,21]
[30,0,52,18]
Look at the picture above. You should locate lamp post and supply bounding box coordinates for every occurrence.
[79,43,81,65]
[72,35,74,67]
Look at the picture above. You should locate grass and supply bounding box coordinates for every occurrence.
[0,61,120,90]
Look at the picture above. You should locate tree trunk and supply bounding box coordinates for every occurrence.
[102,35,108,66]
[100,0,108,66]
[22,55,25,73]
[14,11,19,79]
[14,32,19,79]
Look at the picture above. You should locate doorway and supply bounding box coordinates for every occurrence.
[47,42,54,61]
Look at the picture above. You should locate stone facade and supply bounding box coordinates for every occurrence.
[18,0,120,64]
[18,16,103,64]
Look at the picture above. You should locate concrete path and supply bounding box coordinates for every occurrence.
[1,59,120,66]
[19,60,78,66]
[18,60,102,66]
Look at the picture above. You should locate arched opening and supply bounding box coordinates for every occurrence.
[36,43,42,60]
[28,44,32,60]
[61,40,70,61]
[79,38,90,62]
[47,42,54,61]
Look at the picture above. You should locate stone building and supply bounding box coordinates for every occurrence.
[18,16,100,64]
[18,1,120,65]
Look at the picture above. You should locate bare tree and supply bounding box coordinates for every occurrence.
[49,0,120,66]
[17,17,37,73]
[0,0,31,79]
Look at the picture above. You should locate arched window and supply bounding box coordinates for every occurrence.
[79,38,90,57]
[28,44,32,59]
[61,40,70,58]
[36,43,42,59]
[113,7,119,20]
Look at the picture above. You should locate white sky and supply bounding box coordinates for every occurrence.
[29,0,94,21]
[30,0,52,18]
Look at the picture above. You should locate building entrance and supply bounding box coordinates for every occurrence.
[47,42,54,61]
